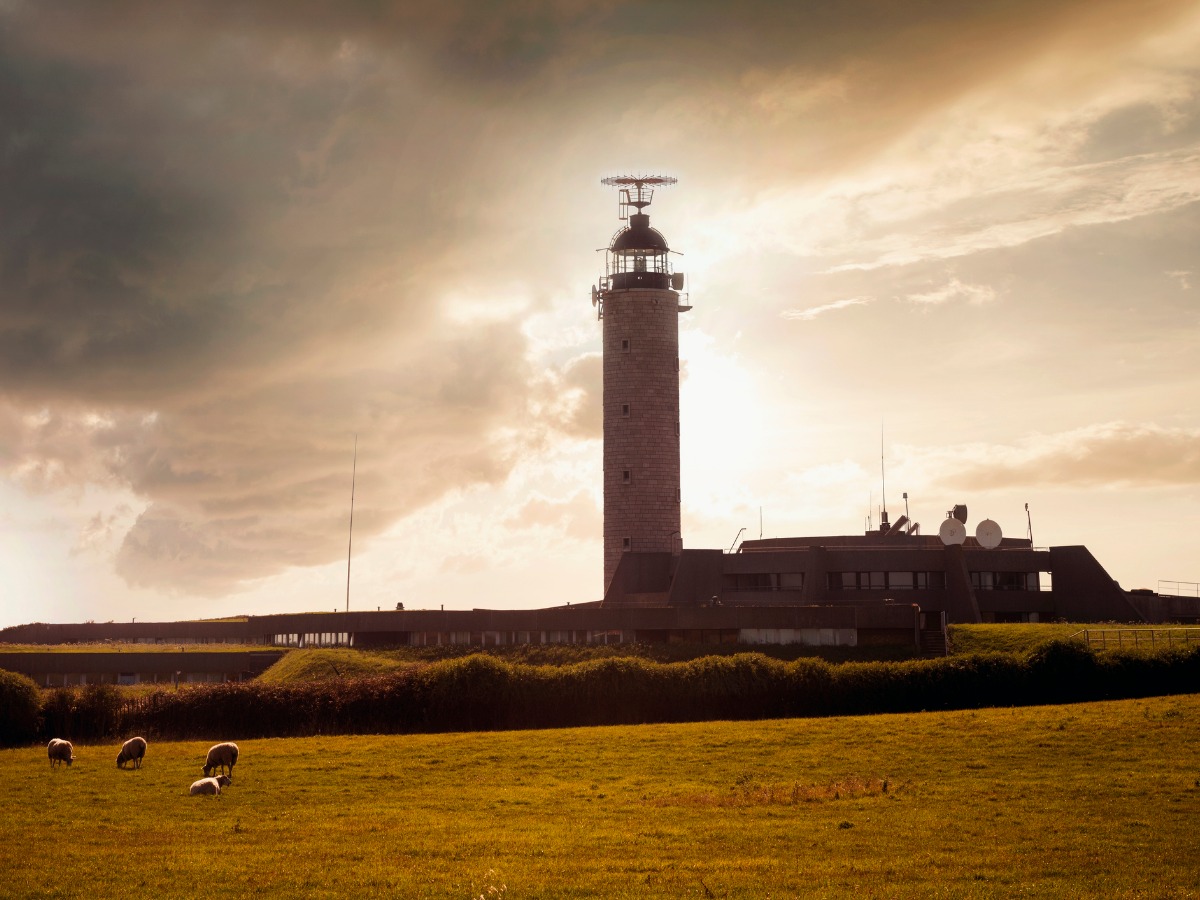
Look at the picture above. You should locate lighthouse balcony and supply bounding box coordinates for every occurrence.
[607,271,673,290]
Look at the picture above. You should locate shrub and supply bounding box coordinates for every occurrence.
[0,669,42,746]
[116,644,1200,741]
[1026,639,1098,704]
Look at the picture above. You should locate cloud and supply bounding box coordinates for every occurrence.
[0,0,1196,603]
[781,297,872,321]
[931,423,1200,491]
[903,279,997,307]
[1166,270,1192,290]
[503,490,599,542]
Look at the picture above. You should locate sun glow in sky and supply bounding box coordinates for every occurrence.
[2,0,1199,628]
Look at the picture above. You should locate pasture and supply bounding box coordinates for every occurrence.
[4,694,1198,899]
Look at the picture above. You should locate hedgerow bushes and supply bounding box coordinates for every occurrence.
[0,670,41,746]
[9,640,1199,744]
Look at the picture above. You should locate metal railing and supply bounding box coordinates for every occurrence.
[1158,580,1200,597]
[1072,628,1200,650]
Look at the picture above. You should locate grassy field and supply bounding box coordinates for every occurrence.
[3,694,1198,899]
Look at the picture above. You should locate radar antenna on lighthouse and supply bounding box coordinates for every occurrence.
[595,175,689,316]
[601,174,678,221]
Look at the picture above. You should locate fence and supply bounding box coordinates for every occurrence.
[1157,580,1200,598]
[1073,628,1200,650]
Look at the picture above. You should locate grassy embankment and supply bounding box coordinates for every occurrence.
[4,693,1198,899]
[948,622,1096,654]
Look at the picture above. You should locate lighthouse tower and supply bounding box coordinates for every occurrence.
[594,176,691,593]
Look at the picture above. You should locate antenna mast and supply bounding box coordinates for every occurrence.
[345,434,357,613]
[880,423,887,531]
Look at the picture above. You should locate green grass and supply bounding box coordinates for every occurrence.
[255,647,411,683]
[948,623,1094,654]
[4,694,1198,898]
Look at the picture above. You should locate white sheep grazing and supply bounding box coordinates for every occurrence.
[47,738,75,767]
[189,777,223,796]
[203,742,239,778]
[116,736,147,769]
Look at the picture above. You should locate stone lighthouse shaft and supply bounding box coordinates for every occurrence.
[595,176,691,593]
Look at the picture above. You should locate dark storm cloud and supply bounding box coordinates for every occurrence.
[1,0,1194,594]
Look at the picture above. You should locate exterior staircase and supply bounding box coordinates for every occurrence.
[919,627,949,657]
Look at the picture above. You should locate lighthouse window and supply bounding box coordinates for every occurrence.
[622,339,630,352]
[622,470,631,484]
[623,537,631,550]
[622,404,630,417]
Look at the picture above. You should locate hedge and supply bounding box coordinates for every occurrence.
[12,640,1200,744]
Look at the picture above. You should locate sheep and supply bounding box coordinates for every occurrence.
[190,776,222,796]
[189,773,232,796]
[47,738,75,767]
[203,742,239,778]
[116,736,147,769]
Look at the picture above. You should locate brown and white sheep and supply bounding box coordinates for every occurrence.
[116,736,147,769]
[47,738,75,767]
[203,742,239,778]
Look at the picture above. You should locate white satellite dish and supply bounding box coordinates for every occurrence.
[976,519,1003,549]
[938,517,966,546]
[591,285,599,307]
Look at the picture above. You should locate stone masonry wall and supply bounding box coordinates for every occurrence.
[602,287,684,592]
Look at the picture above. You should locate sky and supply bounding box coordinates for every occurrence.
[1,0,1198,629]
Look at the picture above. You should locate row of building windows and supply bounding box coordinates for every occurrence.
[271,632,351,647]
[971,571,1041,591]
[405,630,630,647]
[828,571,947,590]
[827,571,1041,591]
[723,573,805,591]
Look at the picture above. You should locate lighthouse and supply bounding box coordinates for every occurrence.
[594,176,691,593]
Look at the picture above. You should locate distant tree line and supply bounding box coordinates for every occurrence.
[2,640,1198,746]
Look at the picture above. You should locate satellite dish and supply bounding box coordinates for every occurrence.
[976,519,1003,549]
[591,285,599,307]
[938,517,966,546]
[952,504,968,524]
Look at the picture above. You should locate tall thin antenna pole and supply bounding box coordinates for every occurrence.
[880,422,886,523]
[346,434,357,614]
